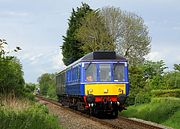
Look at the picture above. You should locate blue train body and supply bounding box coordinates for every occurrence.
[56,51,129,117]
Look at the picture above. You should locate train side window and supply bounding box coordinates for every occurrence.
[72,68,75,81]
[76,67,79,81]
[67,70,71,82]
[78,65,81,81]
[113,63,125,82]
[70,70,72,82]
[85,63,97,82]
[74,67,77,81]
[76,67,78,81]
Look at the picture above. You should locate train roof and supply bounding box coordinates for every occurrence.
[68,51,126,67]
[57,51,127,75]
[80,51,127,61]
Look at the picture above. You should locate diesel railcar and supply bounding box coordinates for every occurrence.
[56,51,129,117]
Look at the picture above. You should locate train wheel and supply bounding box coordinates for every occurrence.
[111,110,118,118]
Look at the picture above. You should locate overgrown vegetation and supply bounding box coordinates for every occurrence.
[128,61,180,106]
[121,62,180,129]
[121,97,180,129]
[0,96,62,129]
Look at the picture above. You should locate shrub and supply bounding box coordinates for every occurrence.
[135,91,151,105]
[151,89,180,98]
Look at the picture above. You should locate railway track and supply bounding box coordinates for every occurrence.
[36,95,167,129]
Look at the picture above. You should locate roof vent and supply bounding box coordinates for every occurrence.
[93,51,116,59]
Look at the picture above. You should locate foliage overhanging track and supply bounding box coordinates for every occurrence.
[36,95,165,129]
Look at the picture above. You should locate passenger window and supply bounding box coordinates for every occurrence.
[78,66,80,81]
[85,63,97,82]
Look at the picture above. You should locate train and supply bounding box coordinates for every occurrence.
[56,51,129,117]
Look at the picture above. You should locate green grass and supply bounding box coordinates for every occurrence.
[0,97,63,129]
[163,110,180,129]
[121,97,180,129]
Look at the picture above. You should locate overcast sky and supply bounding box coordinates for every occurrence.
[0,0,180,83]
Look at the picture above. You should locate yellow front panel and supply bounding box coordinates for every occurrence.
[85,84,126,95]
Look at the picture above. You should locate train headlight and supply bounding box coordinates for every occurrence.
[104,89,108,93]
[89,88,93,93]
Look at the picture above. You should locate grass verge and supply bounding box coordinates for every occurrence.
[0,96,63,129]
[121,97,180,129]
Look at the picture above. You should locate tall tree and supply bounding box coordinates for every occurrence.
[101,7,151,66]
[62,3,92,66]
[38,73,56,98]
[76,11,115,53]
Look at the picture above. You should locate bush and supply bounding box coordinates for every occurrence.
[135,91,151,105]
[151,89,180,98]
[24,93,35,101]
[0,57,25,96]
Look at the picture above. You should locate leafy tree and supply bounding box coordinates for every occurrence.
[101,7,151,66]
[163,71,180,89]
[76,11,115,53]
[62,3,93,66]
[23,83,37,100]
[174,64,180,71]
[127,66,146,105]
[24,83,36,93]
[0,57,25,96]
[147,75,166,90]
[127,60,167,105]
[38,73,56,98]
[142,60,168,90]
[0,39,24,96]
[0,39,21,58]
[143,60,167,79]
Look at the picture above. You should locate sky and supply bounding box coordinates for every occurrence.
[0,0,180,83]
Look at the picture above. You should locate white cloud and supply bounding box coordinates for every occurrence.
[0,11,29,17]
[172,26,180,30]
[145,51,164,61]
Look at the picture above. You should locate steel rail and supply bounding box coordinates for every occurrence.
[36,95,165,129]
